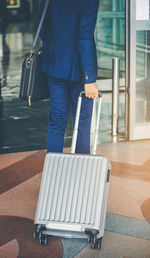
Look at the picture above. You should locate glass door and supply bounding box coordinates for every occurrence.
[129,0,150,140]
[95,0,126,141]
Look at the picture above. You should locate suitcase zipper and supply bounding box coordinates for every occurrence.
[27,50,42,106]
[21,53,32,102]
[28,50,43,106]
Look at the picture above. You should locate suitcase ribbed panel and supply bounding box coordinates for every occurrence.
[35,153,108,229]
[99,183,109,236]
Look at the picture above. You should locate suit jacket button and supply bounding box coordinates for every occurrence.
[85,73,88,80]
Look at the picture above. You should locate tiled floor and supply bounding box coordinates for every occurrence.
[0,141,150,257]
[75,231,150,258]
[98,141,150,221]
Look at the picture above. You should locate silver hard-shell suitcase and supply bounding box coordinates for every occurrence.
[34,92,111,249]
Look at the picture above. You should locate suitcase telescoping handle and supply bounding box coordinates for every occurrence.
[70,91,102,155]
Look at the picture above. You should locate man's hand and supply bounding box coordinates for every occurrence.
[84,82,99,99]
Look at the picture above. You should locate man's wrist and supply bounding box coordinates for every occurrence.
[84,82,96,86]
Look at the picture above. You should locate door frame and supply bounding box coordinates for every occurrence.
[126,0,150,140]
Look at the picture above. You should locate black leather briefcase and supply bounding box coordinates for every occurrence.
[19,0,49,106]
[19,49,49,105]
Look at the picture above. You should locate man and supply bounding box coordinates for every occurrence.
[38,0,99,154]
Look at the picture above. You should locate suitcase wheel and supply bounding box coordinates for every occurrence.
[85,228,102,249]
[91,237,102,250]
[39,232,48,245]
[34,224,46,238]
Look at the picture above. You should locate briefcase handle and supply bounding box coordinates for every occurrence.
[70,91,102,155]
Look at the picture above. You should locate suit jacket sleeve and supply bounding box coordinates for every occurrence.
[78,0,99,84]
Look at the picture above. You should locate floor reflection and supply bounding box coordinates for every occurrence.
[1,36,10,87]
[0,23,49,153]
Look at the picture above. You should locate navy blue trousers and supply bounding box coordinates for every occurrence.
[47,76,93,154]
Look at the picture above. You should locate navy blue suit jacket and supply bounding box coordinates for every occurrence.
[38,0,99,83]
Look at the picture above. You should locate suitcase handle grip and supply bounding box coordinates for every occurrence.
[70,91,102,155]
[79,90,102,98]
